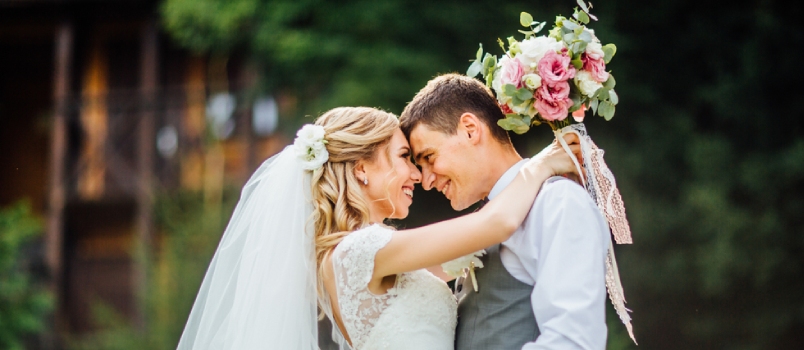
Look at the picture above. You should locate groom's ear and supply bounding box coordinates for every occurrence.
[458,113,482,146]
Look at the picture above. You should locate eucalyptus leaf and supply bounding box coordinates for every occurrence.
[497,118,515,132]
[597,89,610,101]
[482,53,496,70]
[467,61,482,77]
[590,98,599,114]
[602,43,617,63]
[499,115,531,134]
[513,120,531,134]
[598,101,615,120]
[476,44,484,61]
[572,41,588,55]
[563,33,575,45]
[609,89,619,104]
[516,87,532,101]
[579,30,593,43]
[519,30,535,37]
[503,84,518,96]
[575,11,590,24]
[574,27,583,36]
[533,21,546,33]
[520,12,534,27]
[576,0,590,13]
[562,20,579,31]
[604,75,616,89]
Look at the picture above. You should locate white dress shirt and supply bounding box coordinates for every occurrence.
[488,159,610,350]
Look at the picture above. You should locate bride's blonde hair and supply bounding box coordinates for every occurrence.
[311,107,399,281]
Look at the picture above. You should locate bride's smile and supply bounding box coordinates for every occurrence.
[357,128,422,222]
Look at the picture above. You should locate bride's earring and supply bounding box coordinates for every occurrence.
[363,177,368,185]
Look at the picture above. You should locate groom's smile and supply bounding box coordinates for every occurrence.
[408,122,489,211]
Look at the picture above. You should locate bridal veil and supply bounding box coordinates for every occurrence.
[177,147,321,349]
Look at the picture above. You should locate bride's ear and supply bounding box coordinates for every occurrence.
[353,161,367,184]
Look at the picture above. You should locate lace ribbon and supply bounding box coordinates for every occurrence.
[554,123,636,344]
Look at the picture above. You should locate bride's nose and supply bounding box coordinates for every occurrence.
[409,162,422,183]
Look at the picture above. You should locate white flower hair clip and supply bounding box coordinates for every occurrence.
[294,124,329,170]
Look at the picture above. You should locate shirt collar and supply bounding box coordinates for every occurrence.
[488,159,529,201]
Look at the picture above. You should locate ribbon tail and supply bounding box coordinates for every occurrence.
[606,243,637,345]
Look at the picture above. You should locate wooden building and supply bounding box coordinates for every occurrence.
[0,0,287,347]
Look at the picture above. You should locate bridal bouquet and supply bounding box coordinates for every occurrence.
[467,0,618,133]
[467,1,636,343]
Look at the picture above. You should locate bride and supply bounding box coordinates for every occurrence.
[177,107,579,349]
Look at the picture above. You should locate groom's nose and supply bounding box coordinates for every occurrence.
[421,169,436,191]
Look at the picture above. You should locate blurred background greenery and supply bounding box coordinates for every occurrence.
[1,0,802,349]
[159,1,804,347]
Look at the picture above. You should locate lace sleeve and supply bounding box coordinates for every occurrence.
[331,224,396,349]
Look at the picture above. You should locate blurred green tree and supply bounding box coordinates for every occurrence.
[0,202,54,350]
[159,0,804,349]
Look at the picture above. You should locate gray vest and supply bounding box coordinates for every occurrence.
[455,244,539,350]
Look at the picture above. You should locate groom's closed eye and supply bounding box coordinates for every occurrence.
[414,148,434,166]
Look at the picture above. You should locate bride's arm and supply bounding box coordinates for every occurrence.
[373,140,580,278]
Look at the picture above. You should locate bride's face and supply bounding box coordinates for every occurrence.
[360,129,422,222]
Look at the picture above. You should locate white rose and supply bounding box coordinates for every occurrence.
[517,36,564,68]
[586,41,605,61]
[294,124,329,170]
[301,147,329,170]
[522,73,542,89]
[574,71,603,97]
[295,124,325,147]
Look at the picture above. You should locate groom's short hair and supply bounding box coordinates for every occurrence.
[400,73,512,145]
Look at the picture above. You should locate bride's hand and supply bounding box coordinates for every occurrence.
[528,133,582,178]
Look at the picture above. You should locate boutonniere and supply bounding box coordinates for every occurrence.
[441,250,486,292]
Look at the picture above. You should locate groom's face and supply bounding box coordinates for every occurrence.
[408,123,485,211]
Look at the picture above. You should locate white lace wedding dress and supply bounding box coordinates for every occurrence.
[324,224,457,350]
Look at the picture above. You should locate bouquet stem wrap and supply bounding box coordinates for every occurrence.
[554,123,636,344]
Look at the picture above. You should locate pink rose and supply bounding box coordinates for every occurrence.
[582,55,609,83]
[499,56,526,89]
[534,82,573,121]
[537,50,576,87]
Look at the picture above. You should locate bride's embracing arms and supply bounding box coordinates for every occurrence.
[372,138,580,279]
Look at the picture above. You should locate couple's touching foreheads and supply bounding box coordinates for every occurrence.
[177,73,611,350]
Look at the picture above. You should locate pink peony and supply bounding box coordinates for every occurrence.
[536,80,571,102]
[499,56,526,89]
[582,55,610,83]
[534,82,573,121]
[537,50,576,87]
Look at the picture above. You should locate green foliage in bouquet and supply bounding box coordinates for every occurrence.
[0,202,54,350]
[468,0,620,133]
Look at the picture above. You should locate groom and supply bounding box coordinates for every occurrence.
[400,74,610,349]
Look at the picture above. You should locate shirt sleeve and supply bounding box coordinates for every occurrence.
[521,179,609,350]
